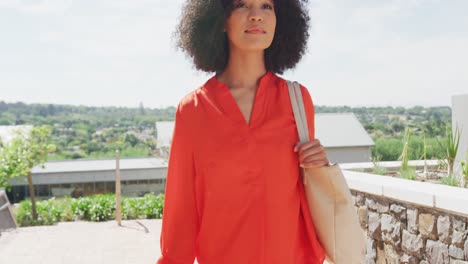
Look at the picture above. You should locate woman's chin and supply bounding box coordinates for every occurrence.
[235,44,273,53]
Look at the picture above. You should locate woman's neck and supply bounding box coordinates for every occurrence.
[218,49,267,91]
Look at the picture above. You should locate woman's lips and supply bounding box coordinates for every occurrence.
[245,27,266,34]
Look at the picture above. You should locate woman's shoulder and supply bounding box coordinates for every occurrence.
[175,78,213,118]
[176,89,202,118]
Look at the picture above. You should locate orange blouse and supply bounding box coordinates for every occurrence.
[156,71,326,264]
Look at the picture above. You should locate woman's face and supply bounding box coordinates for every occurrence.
[225,0,276,52]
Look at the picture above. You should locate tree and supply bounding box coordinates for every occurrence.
[124,133,139,147]
[139,102,145,115]
[390,120,405,134]
[0,126,55,222]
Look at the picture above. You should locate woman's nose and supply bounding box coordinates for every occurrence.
[248,9,263,22]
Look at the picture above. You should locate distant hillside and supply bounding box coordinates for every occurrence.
[0,101,176,127]
[0,101,175,160]
[315,105,451,138]
[0,101,451,161]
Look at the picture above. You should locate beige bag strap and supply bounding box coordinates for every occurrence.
[287,81,309,143]
[287,80,311,185]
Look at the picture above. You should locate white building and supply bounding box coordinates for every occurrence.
[155,121,175,158]
[315,113,375,163]
[155,121,175,148]
[6,157,168,203]
[452,94,468,182]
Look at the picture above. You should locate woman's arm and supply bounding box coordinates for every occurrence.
[157,103,199,264]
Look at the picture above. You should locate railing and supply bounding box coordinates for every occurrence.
[0,190,18,232]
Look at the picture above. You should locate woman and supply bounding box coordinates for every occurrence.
[157,0,332,263]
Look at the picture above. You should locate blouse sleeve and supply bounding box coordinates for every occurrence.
[299,84,316,140]
[157,103,199,264]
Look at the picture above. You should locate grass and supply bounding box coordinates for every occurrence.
[400,167,417,181]
[372,165,388,175]
[440,175,460,187]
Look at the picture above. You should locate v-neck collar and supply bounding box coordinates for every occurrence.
[204,71,275,129]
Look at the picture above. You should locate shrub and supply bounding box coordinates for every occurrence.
[372,138,402,161]
[15,199,35,227]
[373,136,446,162]
[88,194,116,221]
[15,193,165,226]
[122,197,144,220]
[54,197,75,222]
[71,194,116,221]
[141,193,164,219]
[16,198,64,226]
[71,196,93,220]
[121,193,164,220]
[437,125,461,176]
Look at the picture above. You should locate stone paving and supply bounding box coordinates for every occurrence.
[0,219,329,264]
[0,219,166,264]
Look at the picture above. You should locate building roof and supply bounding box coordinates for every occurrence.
[32,157,168,174]
[0,125,33,145]
[315,113,374,148]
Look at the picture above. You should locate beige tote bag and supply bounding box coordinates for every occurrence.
[287,81,367,264]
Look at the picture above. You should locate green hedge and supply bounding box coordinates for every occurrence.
[372,136,446,161]
[15,193,164,227]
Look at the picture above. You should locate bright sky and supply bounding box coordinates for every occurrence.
[1,0,467,108]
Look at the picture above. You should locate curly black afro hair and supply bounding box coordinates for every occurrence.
[175,0,310,74]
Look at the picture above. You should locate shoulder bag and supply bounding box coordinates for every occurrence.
[287,81,367,264]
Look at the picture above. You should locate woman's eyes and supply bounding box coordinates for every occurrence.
[233,2,247,8]
[262,3,274,10]
[233,2,274,10]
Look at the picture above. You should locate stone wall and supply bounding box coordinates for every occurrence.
[351,190,468,264]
